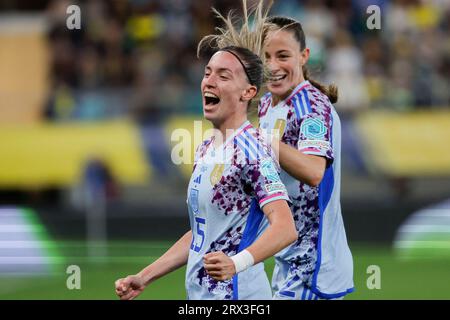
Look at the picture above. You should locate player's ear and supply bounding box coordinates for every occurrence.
[241,85,257,102]
[300,47,310,66]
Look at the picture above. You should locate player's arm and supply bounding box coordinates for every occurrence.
[271,109,333,187]
[275,140,326,187]
[115,230,192,300]
[138,230,192,284]
[204,200,296,281]
[242,199,297,262]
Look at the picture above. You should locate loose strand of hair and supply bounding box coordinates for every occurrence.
[303,66,339,103]
[197,0,273,60]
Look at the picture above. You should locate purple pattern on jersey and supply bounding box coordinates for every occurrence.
[286,89,333,158]
[286,184,320,282]
[212,163,250,216]
[196,225,243,300]
[191,124,288,299]
[258,84,334,283]
[196,268,233,299]
[281,107,300,148]
[192,139,214,173]
[258,93,272,118]
[210,143,248,216]
[210,128,280,216]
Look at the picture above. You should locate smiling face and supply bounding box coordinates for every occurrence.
[201,51,256,127]
[264,29,309,103]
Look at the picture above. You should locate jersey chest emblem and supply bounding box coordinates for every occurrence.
[189,188,199,215]
[274,119,286,138]
[210,164,225,185]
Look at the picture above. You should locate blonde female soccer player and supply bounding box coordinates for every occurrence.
[115,3,296,300]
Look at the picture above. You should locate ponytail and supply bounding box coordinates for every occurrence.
[302,66,338,103]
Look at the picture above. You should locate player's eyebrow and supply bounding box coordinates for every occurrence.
[265,49,291,57]
[205,66,234,76]
[216,67,233,76]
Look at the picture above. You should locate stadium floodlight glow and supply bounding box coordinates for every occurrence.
[394,199,450,259]
[0,207,62,276]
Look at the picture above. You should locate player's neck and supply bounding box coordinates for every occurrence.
[272,76,306,106]
[213,115,248,148]
[273,87,294,106]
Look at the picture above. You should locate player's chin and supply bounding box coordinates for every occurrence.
[267,79,291,97]
[268,83,289,97]
[203,108,217,122]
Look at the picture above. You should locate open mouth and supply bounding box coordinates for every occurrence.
[268,74,287,82]
[204,92,221,106]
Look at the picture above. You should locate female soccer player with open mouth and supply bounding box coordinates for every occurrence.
[115,2,296,300]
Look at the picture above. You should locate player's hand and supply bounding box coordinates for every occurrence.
[203,251,236,281]
[115,275,146,300]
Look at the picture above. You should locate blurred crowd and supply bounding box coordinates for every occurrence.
[43,0,450,122]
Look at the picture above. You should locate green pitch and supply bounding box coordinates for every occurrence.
[0,241,449,300]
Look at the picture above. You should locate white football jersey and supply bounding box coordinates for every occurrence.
[259,81,354,299]
[185,120,290,300]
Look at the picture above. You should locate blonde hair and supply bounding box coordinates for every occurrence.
[197,0,275,111]
[197,0,273,60]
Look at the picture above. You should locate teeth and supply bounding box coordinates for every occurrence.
[270,75,286,81]
[204,92,219,98]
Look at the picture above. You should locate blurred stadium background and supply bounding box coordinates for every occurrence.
[0,0,449,299]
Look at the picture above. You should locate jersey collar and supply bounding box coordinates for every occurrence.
[270,80,310,108]
[210,120,253,151]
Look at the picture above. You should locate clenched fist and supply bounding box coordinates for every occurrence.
[203,251,236,281]
[115,275,146,300]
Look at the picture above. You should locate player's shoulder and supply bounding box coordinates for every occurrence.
[288,81,333,120]
[304,83,334,112]
[233,124,272,163]
[243,124,271,147]
[241,126,281,172]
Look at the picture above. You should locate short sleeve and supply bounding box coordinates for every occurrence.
[242,155,290,209]
[297,110,334,161]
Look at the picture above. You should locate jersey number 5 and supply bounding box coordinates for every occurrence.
[190,217,206,252]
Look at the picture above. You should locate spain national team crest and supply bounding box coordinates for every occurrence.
[189,188,199,215]
[210,164,225,185]
[274,119,286,138]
